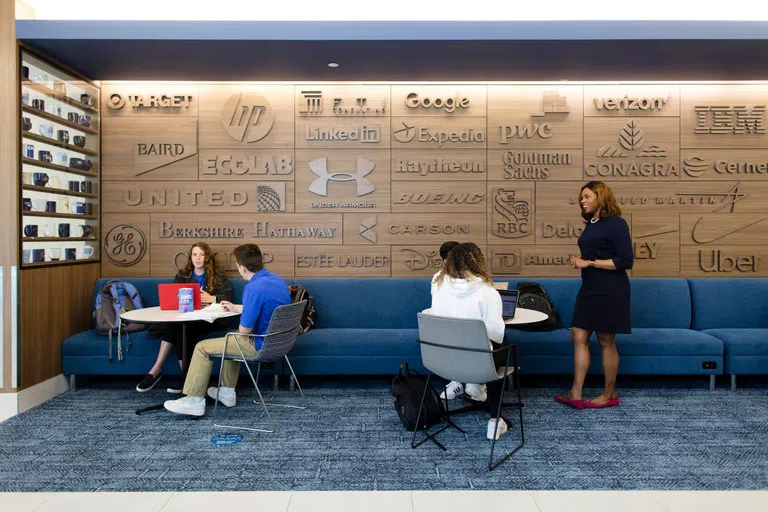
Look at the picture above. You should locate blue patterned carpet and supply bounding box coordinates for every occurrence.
[1,377,767,492]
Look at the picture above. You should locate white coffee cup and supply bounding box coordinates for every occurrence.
[49,176,61,189]
[43,223,55,237]
[58,197,70,212]
[22,172,35,185]
[32,198,46,211]
[82,246,95,259]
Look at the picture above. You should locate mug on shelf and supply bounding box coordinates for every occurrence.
[78,115,91,128]
[23,224,38,237]
[32,249,46,263]
[81,246,95,259]
[38,123,53,138]
[65,248,76,260]
[80,181,93,193]
[22,249,32,264]
[25,144,34,158]
[37,151,52,164]
[32,98,45,110]
[57,129,69,143]
[42,223,56,237]
[80,94,92,107]
[22,117,32,131]
[55,152,68,166]
[58,223,70,237]
[33,172,49,186]
[22,172,35,185]
[45,201,57,213]
[58,197,70,212]
[69,158,92,171]
[70,202,84,214]
[72,135,86,147]
[21,65,29,80]
[32,198,47,211]
[22,198,32,211]
[53,80,66,95]
[67,112,80,124]
[49,176,61,189]
[32,73,48,84]
[83,203,93,215]
[49,248,62,261]
[80,224,95,238]
[22,91,29,105]
[56,105,63,117]
[68,180,80,192]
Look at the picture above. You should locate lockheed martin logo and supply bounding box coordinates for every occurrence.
[308,157,376,197]
[221,93,275,143]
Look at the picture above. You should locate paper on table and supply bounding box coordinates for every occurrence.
[175,304,230,323]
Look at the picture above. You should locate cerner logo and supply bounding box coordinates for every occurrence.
[221,93,275,143]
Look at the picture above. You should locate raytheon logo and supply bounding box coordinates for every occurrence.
[221,93,275,143]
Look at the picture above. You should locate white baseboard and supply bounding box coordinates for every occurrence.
[0,374,70,422]
[0,393,18,423]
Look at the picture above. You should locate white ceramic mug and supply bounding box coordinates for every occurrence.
[32,198,46,211]
[49,248,62,261]
[82,246,95,259]
[22,172,35,185]
[58,197,70,212]
[42,223,55,237]
[49,176,61,189]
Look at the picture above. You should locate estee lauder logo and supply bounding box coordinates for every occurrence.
[203,155,293,176]
[394,158,483,176]
[253,221,336,239]
[392,122,484,146]
[503,150,574,180]
[108,93,193,109]
[296,254,389,269]
[699,250,760,272]
[405,93,470,113]
[305,125,380,143]
[392,192,485,205]
[694,105,766,135]
[594,95,668,111]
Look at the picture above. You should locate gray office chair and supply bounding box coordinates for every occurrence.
[211,300,308,433]
[413,312,525,471]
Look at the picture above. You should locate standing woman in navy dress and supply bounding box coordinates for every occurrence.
[556,181,633,409]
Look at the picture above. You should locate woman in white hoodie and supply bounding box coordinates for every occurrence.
[430,243,510,440]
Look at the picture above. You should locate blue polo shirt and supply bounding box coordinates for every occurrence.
[240,269,291,349]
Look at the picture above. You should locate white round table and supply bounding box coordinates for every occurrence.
[122,306,240,415]
[505,307,549,326]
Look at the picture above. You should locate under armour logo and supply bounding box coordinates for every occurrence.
[359,216,377,243]
[308,157,376,197]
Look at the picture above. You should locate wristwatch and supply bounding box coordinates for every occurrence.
[589,260,595,268]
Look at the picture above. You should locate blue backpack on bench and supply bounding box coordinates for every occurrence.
[94,280,146,362]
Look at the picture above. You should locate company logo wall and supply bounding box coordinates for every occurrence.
[100,82,768,278]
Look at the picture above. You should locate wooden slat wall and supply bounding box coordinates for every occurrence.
[1,0,18,393]
[19,263,100,389]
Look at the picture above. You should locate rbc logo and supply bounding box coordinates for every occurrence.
[221,93,275,143]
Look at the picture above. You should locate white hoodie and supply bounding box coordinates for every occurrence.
[430,273,506,345]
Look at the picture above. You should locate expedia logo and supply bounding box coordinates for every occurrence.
[108,93,193,110]
[393,122,484,147]
[221,93,275,143]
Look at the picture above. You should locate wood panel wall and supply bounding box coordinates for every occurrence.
[100,82,768,279]
[19,263,100,389]
[1,0,18,393]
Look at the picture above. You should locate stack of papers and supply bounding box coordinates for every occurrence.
[175,304,232,323]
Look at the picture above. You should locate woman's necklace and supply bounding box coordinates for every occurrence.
[590,217,599,224]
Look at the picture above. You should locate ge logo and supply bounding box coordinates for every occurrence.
[107,93,126,109]
[221,92,275,143]
[104,224,146,267]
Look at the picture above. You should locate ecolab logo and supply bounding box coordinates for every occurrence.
[221,93,275,143]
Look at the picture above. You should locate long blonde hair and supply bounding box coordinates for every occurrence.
[434,242,492,287]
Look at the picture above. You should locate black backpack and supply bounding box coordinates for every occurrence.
[289,285,316,334]
[390,363,445,431]
[515,282,560,331]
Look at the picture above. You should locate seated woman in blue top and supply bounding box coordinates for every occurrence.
[556,181,633,410]
[164,243,291,417]
[136,242,232,394]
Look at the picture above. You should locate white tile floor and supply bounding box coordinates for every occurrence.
[1,491,766,512]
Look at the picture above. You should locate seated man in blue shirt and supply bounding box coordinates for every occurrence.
[164,243,291,417]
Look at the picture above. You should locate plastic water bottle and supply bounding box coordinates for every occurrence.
[178,288,194,313]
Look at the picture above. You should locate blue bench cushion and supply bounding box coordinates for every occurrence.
[291,329,420,357]
[702,329,768,356]
[508,328,722,356]
[690,278,768,330]
[62,328,228,357]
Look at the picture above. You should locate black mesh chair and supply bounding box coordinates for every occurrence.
[413,312,525,470]
[211,300,308,433]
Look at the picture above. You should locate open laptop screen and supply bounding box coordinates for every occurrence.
[498,289,519,320]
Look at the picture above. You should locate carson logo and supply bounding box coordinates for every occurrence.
[221,92,275,143]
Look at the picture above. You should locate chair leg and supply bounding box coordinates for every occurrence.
[69,375,76,391]
[731,375,737,391]
[411,373,464,452]
[489,345,525,471]
[709,375,715,392]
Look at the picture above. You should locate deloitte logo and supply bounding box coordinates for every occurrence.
[221,93,275,143]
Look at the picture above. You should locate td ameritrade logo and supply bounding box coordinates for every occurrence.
[392,122,484,147]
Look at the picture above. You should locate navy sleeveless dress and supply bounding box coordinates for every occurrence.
[571,214,634,334]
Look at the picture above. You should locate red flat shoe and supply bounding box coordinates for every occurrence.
[554,395,584,410]
[584,396,620,408]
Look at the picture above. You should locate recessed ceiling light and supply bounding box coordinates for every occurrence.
[328,62,339,68]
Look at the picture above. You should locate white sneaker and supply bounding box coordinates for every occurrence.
[487,418,508,440]
[440,381,464,400]
[465,383,488,402]
[207,386,236,408]
[164,396,205,416]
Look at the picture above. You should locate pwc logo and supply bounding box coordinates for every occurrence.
[221,93,275,143]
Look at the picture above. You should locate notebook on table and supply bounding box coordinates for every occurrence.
[158,283,202,311]
[498,289,519,321]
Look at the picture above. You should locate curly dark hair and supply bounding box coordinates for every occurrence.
[178,242,222,292]
[434,242,492,286]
